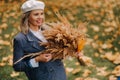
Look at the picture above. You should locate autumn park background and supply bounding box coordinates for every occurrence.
[0,0,120,80]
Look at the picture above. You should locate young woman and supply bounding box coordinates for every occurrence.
[13,0,67,80]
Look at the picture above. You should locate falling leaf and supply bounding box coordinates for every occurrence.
[0,23,8,29]
[112,65,120,76]
[96,67,110,76]
[94,53,99,57]
[103,52,120,63]
[66,67,74,73]
[84,77,99,80]
[91,25,100,32]
[100,42,113,49]
[104,27,113,32]
[8,59,13,66]
[10,71,20,77]
[79,56,93,66]
[0,62,6,66]
[0,29,2,34]
[113,52,120,64]
[75,77,84,80]
[75,62,80,66]
[72,68,81,75]
[2,57,8,62]
[82,69,91,77]
[0,40,10,46]
[93,35,99,40]
[108,75,117,80]
[4,34,10,38]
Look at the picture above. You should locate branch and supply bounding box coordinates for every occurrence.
[14,51,43,65]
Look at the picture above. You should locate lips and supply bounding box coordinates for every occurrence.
[36,19,43,24]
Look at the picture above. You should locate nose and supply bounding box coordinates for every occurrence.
[39,14,44,18]
[38,16,44,21]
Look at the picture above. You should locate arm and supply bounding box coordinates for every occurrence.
[13,38,52,71]
[13,38,31,72]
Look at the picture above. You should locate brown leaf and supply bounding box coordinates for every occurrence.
[10,71,19,77]
[72,68,81,75]
[82,69,91,77]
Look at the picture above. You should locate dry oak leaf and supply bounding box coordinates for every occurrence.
[82,69,91,77]
[96,67,110,76]
[84,77,99,80]
[113,52,120,64]
[103,52,120,64]
[0,62,6,66]
[94,52,99,57]
[66,67,74,73]
[112,65,120,76]
[79,56,93,66]
[91,25,100,32]
[74,77,84,80]
[0,40,10,46]
[108,75,117,80]
[10,71,20,77]
[0,23,8,29]
[72,68,81,75]
[103,52,118,62]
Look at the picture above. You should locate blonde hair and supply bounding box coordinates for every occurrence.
[20,12,30,34]
[20,11,45,34]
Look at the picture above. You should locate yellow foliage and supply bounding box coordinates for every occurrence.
[108,75,117,80]
[82,69,91,77]
[10,71,19,77]
[96,67,110,76]
[112,65,120,76]
[77,37,86,52]
[72,68,81,75]
[103,52,120,64]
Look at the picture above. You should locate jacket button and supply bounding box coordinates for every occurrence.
[50,68,53,72]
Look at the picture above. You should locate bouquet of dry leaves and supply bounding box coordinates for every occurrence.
[14,12,87,65]
[40,12,87,60]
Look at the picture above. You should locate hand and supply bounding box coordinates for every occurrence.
[35,53,52,62]
[75,51,83,58]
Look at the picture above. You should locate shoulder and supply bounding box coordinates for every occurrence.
[14,32,26,41]
[13,32,28,47]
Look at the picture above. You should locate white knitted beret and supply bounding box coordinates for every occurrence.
[21,0,45,13]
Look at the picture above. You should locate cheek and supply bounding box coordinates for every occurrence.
[41,15,45,19]
[29,17,37,24]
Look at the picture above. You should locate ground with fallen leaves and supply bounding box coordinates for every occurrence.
[0,0,120,80]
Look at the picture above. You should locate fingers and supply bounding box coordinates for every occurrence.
[35,53,52,62]
[44,53,52,57]
[44,54,52,62]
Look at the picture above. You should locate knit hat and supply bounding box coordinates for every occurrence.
[21,0,45,13]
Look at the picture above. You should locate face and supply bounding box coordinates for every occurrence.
[28,9,44,27]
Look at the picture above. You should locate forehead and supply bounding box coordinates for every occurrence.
[30,9,44,13]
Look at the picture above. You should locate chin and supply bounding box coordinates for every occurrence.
[36,24,42,26]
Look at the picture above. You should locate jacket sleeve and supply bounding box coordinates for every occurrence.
[13,38,31,72]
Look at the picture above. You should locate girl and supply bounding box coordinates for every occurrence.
[13,0,67,80]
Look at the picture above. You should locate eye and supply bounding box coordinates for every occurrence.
[34,13,39,16]
[41,12,44,15]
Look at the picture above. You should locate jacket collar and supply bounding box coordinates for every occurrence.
[26,30,41,42]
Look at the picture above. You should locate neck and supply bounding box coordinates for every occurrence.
[29,25,40,31]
